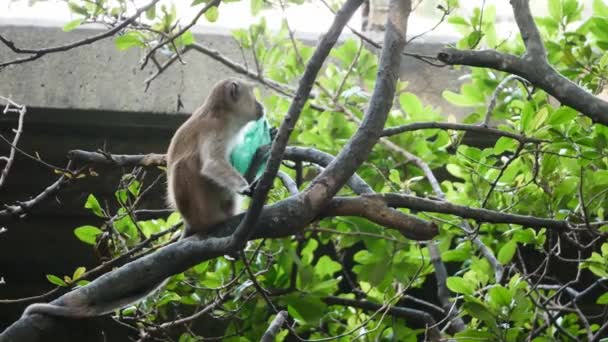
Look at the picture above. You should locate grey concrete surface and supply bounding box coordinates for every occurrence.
[0,21,468,119]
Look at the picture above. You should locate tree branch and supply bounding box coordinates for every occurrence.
[67,147,374,194]
[0,0,160,69]
[375,193,570,231]
[322,194,437,240]
[437,1,608,126]
[188,43,294,97]
[0,161,74,219]
[229,0,364,248]
[323,296,441,341]
[259,311,288,342]
[304,0,412,212]
[510,0,546,60]
[0,97,26,189]
[139,0,221,70]
[382,121,544,143]
[0,189,436,340]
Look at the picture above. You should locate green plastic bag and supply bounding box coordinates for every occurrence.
[229,117,272,182]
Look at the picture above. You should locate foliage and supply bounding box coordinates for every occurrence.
[28,0,608,340]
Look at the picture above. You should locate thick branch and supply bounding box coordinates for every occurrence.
[382,121,543,144]
[437,2,608,126]
[260,311,288,342]
[67,150,166,167]
[230,0,363,247]
[305,0,412,211]
[68,147,373,195]
[322,194,438,240]
[510,0,546,60]
[375,193,570,231]
[323,296,441,341]
[0,191,437,340]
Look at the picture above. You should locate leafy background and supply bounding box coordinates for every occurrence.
[23,0,608,340]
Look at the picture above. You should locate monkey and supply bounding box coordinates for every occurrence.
[20,78,265,319]
[166,77,264,237]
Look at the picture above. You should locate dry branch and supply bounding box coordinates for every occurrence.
[0,0,160,68]
[259,311,288,342]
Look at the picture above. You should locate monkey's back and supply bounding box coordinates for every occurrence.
[166,114,236,236]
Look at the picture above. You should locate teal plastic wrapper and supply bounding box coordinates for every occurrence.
[229,117,272,181]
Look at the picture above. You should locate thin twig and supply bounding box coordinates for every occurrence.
[0,0,160,68]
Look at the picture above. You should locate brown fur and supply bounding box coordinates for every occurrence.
[20,78,263,320]
[167,78,264,237]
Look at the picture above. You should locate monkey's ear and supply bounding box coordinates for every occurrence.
[229,81,239,101]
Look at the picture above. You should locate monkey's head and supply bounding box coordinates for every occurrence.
[215,78,264,125]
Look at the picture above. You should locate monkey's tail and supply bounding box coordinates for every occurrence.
[22,303,95,319]
[22,279,170,319]
[21,228,187,320]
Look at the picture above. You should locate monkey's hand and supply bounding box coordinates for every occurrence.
[239,179,259,197]
[269,126,278,140]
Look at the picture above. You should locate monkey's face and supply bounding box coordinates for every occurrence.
[225,79,264,124]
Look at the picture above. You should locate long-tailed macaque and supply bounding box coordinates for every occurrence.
[21,78,264,319]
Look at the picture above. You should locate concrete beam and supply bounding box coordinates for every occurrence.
[0,22,465,119]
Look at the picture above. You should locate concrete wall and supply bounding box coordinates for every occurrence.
[0,20,467,119]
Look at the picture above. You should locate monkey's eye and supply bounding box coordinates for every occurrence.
[229,81,239,101]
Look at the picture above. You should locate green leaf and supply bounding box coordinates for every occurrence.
[388,169,401,184]
[548,106,577,126]
[530,107,549,131]
[46,274,68,287]
[128,180,141,197]
[285,294,326,324]
[494,137,519,155]
[251,0,263,15]
[447,276,475,295]
[180,31,195,46]
[353,250,383,265]
[157,292,181,306]
[115,189,129,205]
[314,256,342,278]
[74,225,102,245]
[548,0,562,21]
[520,102,534,133]
[63,18,83,32]
[115,32,144,51]
[463,301,497,328]
[593,170,608,185]
[205,6,219,22]
[84,194,104,217]
[448,16,469,27]
[513,228,536,244]
[146,3,157,20]
[488,286,512,308]
[442,90,484,107]
[597,292,608,304]
[68,1,89,16]
[72,266,86,280]
[399,92,423,116]
[76,280,90,287]
[455,330,497,342]
[594,0,608,17]
[498,240,517,264]
[467,30,482,48]
[300,239,318,265]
